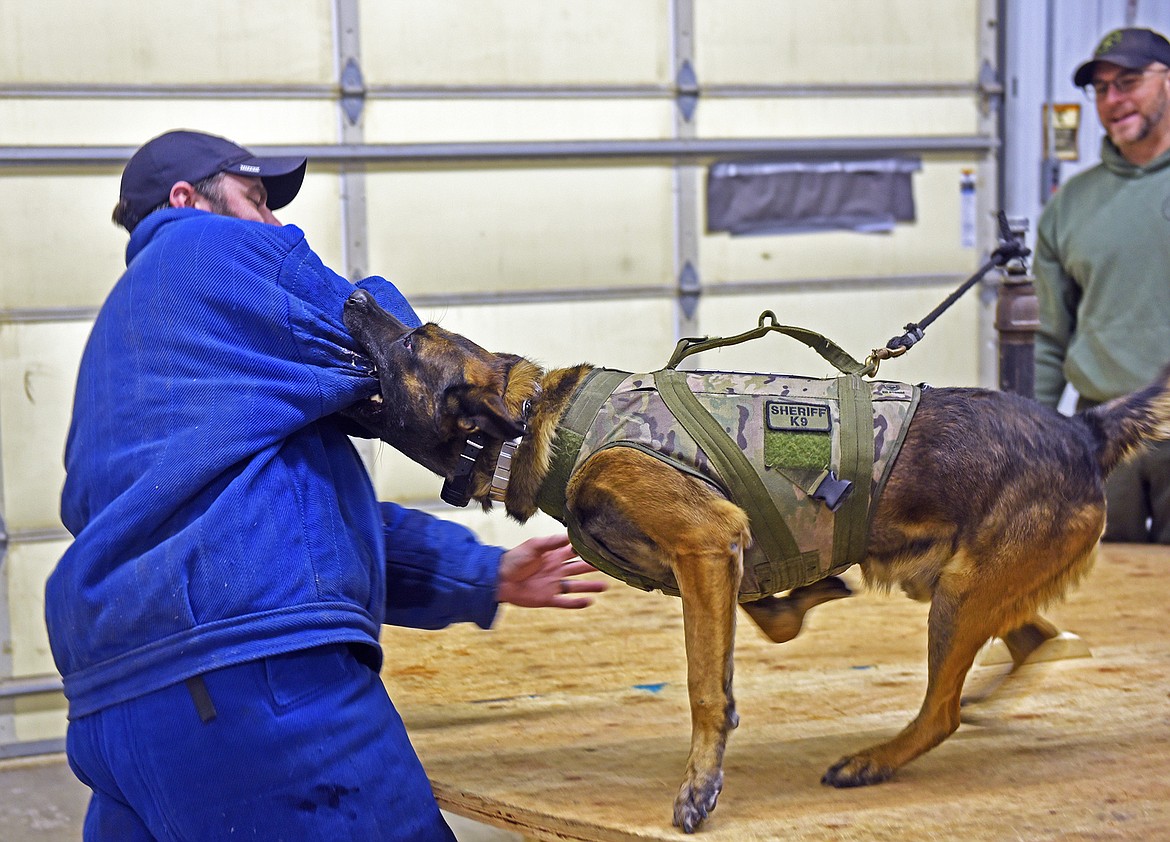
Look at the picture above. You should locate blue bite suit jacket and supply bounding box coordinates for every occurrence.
[47,208,502,719]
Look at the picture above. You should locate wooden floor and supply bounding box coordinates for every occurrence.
[381,543,1170,841]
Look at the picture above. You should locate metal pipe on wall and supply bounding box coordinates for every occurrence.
[0,81,986,101]
[1,136,996,168]
[0,271,983,328]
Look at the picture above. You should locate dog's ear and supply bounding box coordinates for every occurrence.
[465,390,526,441]
[455,352,535,441]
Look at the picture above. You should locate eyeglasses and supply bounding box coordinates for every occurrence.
[1084,68,1169,100]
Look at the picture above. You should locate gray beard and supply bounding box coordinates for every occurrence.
[1113,91,1169,146]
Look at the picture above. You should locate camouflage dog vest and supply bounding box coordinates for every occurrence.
[535,367,920,601]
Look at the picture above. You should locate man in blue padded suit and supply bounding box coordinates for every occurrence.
[45,129,606,841]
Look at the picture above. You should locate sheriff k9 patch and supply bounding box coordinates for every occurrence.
[766,400,832,432]
[763,399,833,475]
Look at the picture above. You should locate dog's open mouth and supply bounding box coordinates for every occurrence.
[357,391,384,411]
[357,361,385,411]
[345,390,385,423]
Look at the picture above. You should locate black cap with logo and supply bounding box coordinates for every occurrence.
[118,130,307,231]
[1073,27,1170,87]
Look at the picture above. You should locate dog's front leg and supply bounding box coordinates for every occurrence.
[668,502,750,833]
[567,450,750,832]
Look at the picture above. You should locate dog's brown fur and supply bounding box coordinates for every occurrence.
[342,289,1170,833]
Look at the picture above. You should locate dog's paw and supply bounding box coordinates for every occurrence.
[813,575,853,600]
[672,771,723,833]
[820,755,896,788]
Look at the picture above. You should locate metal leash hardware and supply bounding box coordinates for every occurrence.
[866,210,1031,376]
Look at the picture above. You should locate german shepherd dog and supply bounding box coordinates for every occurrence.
[342,289,1170,833]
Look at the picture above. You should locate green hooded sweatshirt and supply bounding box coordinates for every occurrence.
[1034,139,1170,407]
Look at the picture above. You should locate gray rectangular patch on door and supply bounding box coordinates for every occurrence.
[706,158,921,236]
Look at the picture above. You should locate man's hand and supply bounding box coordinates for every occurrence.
[496,533,607,609]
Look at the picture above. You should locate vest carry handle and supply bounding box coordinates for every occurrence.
[666,310,873,376]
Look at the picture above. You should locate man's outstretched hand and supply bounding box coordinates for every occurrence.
[497,533,607,609]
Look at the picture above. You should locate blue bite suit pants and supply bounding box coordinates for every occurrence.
[66,643,456,842]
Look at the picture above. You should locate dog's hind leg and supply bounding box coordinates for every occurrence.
[741,577,853,644]
[822,509,1099,787]
[822,548,1006,788]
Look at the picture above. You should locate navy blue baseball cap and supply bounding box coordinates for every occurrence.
[118,129,307,230]
[1073,27,1170,87]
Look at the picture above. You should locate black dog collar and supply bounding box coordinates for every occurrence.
[440,399,534,508]
[440,433,487,507]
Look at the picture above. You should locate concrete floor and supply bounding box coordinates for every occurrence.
[0,753,521,841]
[0,754,86,841]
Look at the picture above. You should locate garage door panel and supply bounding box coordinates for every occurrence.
[696,0,980,84]
[0,322,88,533]
[697,97,979,138]
[0,99,337,148]
[360,0,671,86]
[0,1,335,85]
[364,99,676,144]
[366,168,675,297]
[6,541,69,679]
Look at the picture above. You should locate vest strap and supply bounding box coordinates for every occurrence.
[831,375,874,573]
[535,368,629,521]
[654,368,813,591]
[564,507,682,597]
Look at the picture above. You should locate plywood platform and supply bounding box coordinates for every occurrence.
[380,544,1170,840]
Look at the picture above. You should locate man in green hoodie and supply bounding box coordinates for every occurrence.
[1035,27,1170,543]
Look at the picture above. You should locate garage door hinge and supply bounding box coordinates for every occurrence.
[679,261,701,319]
[341,58,367,125]
[977,59,1003,117]
[676,60,699,122]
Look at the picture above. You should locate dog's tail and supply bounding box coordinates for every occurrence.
[1082,361,1170,475]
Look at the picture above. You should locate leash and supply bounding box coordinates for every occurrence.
[441,211,1028,508]
[867,210,1031,373]
[666,211,1030,378]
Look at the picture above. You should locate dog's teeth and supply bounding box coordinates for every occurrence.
[370,393,384,404]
